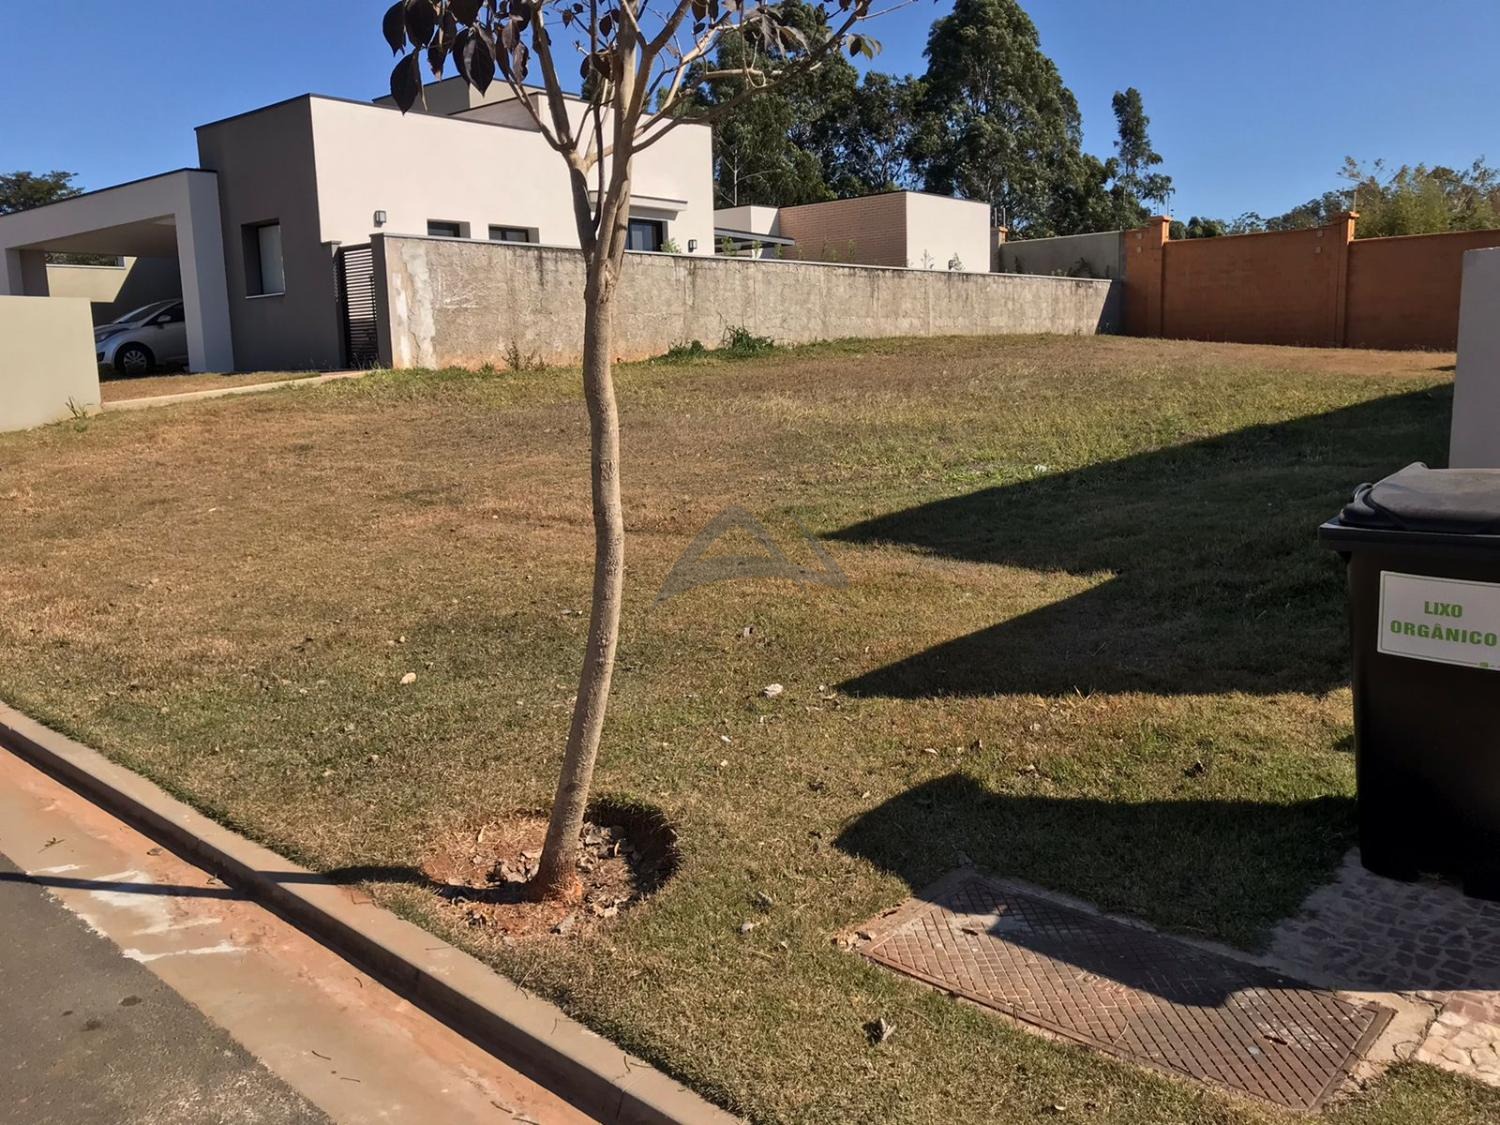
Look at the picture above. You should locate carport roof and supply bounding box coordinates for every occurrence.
[0,169,213,257]
[1,168,206,218]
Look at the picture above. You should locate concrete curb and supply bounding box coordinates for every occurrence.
[0,702,738,1125]
[103,369,372,412]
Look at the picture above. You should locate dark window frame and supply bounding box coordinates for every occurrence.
[241,220,285,297]
[426,219,465,238]
[626,218,665,252]
[488,225,534,243]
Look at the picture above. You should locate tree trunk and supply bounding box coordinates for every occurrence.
[532,255,625,901]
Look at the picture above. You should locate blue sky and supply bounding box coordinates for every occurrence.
[2,0,1496,221]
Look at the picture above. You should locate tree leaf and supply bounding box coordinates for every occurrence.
[427,41,447,78]
[390,52,424,112]
[382,1,407,53]
[466,26,496,94]
[449,0,483,23]
[451,27,472,82]
[404,0,439,47]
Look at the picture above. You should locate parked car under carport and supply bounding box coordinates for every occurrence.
[95,299,189,375]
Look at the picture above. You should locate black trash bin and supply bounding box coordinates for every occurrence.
[1320,462,1500,898]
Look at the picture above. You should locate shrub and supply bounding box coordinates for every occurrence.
[720,324,775,358]
[504,340,544,372]
[661,339,710,362]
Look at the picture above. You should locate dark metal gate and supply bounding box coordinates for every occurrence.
[336,244,379,368]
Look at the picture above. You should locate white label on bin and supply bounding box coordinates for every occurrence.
[1378,572,1500,671]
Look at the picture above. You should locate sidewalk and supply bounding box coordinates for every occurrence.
[0,744,592,1125]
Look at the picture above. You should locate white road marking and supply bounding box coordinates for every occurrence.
[123,941,244,963]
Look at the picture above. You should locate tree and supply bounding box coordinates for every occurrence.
[381,0,891,900]
[1341,157,1500,237]
[822,73,924,197]
[911,0,1092,235]
[683,1,860,207]
[0,170,81,215]
[1173,215,1227,239]
[1109,87,1171,226]
[1047,151,1118,236]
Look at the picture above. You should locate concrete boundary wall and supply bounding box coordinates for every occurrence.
[373,235,1121,369]
[0,296,100,433]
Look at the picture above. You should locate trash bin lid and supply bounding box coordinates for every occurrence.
[1340,463,1500,534]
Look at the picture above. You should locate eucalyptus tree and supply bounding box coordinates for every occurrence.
[380,0,893,900]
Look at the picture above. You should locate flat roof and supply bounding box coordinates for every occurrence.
[714,228,797,246]
[777,189,987,211]
[0,168,213,220]
[195,88,708,137]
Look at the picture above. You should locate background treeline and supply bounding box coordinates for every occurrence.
[684,0,1171,237]
[684,0,1498,242]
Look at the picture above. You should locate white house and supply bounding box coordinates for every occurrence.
[1,76,995,373]
[715,192,992,273]
[0,78,714,372]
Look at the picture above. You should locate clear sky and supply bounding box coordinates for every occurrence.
[2,0,1496,221]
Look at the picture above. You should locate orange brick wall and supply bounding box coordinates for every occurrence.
[1122,219,1168,337]
[1123,215,1500,350]
[777,194,908,268]
[1160,219,1352,347]
[1346,230,1500,350]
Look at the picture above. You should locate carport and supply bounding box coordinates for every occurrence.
[0,169,233,372]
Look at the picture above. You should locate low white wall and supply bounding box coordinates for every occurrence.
[1451,247,1500,468]
[374,236,1121,369]
[0,296,100,432]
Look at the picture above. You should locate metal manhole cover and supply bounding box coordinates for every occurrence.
[854,871,1392,1111]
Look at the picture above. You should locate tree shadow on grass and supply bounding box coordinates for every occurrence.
[836,774,1355,951]
[837,775,1500,993]
[833,386,1451,697]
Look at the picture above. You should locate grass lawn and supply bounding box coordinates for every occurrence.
[2,334,1493,1123]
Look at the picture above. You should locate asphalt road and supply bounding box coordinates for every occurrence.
[0,852,327,1125]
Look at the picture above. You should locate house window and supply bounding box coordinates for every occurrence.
[427,220,465,238]
[626,218,665,252]
[489,225,534,243]
[243,221,285,296]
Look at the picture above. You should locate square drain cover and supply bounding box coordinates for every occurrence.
[855,872,1392,1110]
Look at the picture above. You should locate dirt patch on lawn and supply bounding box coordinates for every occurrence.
[420,801,679,943]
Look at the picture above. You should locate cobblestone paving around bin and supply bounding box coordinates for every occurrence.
[853,871,1392,1111]
[1268,849,1500,1087]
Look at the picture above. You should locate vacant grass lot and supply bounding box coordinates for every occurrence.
[2,335,1492,1123]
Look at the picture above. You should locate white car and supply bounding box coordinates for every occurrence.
[95,299,189,375]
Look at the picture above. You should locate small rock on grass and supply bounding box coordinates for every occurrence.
[738,921,757,935]
[399,671,417,686]
[762,683,784,699]
[552,913,577,936]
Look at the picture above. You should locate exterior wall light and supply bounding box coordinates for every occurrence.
[687,239,698,253]
[373,210,388,227]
